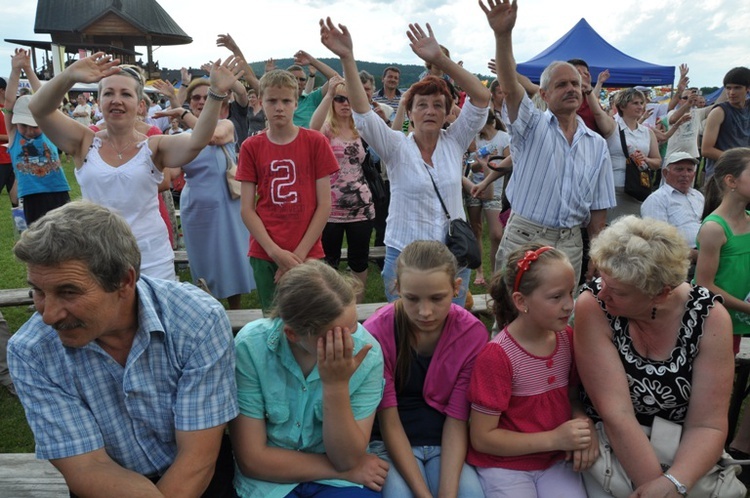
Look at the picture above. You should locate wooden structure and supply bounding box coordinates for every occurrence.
[6,0,191,79]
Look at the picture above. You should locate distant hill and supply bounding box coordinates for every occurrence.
[159,58,494,89]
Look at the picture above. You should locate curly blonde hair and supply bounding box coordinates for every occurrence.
[589,216,689,297]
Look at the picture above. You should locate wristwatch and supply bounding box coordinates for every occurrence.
[663,472,687,496]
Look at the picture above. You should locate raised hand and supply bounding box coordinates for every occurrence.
[406,23,443,65]
[488,58,497,75]
[479,0,518,36]
[65,52,121,84]
[265,58,276,73]
[11,48,31,71]
[326,74,345,97]
[152,79,177,101]
[553,418,592,451]
[216,33,241,55]
[317,327,372,386]
[319,17,354,59]
[208,56,244,94]
[293,50,313,67]
[679,63,689,79]
[180,67,192,86]
[597,69,610,85]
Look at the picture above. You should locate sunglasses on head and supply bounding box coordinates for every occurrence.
[333,95,349,103]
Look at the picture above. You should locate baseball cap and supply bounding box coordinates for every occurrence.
[11,95,38,127]
[664,151,699,168]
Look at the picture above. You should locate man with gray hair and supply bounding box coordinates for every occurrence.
[641,152,703,267]
[482,0,615,281]
[8,201,238,497]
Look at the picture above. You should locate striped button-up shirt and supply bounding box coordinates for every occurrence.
[506,95,615,228]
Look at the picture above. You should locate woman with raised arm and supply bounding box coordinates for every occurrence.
[320,17,491,306]
[28,52,242,280]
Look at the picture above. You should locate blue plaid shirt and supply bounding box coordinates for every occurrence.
[8,276,238,475]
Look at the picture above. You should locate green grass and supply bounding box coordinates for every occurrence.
[0,155,494,453]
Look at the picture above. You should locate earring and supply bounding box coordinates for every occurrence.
[651,307,657,320]
[524,307,529,314]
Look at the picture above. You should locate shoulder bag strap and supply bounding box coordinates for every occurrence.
[423,162,451,221]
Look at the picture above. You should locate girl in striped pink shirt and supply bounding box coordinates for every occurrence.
[467,244,597,497]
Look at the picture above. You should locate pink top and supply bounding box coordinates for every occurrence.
[363,303,488,421]
[467,326,575,471]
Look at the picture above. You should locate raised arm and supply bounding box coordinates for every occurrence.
[28,52,119,162]
[309,75,344,132]
[152,57,242,169]
[216,33,260,93]
[406,23,490,108]
[586,70,616,137]
[319,18,370,114]
[667,64,689,113]
[480,0,524,121]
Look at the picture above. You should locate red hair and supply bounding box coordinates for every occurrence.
[403,75,453,113]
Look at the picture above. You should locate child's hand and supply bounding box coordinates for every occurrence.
[567,419,599,471]
[343,453,389,492]
[553,418,591,451]
[317,327,371,386]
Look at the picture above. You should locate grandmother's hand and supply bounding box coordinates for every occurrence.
[208,56,244,95]
[629,475,682,497]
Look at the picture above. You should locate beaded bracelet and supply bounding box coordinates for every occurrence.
[207,88,228,101]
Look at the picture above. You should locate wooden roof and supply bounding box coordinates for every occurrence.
[34,0,191,46]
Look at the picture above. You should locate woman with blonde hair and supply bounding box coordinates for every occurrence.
[28,53,242,280]
[310,76,374,301]
[575,216,739,497]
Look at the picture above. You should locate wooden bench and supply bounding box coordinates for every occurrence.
[224,293,492,333]
[173,246,387,266]
[0,288,33,308]
[0,453,67,497]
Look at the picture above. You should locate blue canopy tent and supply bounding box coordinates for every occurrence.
[516,18,675,87]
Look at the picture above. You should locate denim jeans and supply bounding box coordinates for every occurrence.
[368,441,483,498]
[382,246,471,307]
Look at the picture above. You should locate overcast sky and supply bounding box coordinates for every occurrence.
[1,0,748,89]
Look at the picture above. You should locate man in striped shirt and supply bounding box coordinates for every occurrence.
[482,0,615,282]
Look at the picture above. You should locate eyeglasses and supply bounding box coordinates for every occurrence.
[333,95,349,103]
[190,94,208,102]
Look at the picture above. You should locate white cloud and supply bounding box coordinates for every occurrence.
[1,0,748,88]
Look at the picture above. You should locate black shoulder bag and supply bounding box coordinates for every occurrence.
[619,127,652,202]
[423,163,481,269]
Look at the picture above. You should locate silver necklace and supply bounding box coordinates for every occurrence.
[107,136,135,159]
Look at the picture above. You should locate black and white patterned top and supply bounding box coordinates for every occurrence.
[580,280,722,427]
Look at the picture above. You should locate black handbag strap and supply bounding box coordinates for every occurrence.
[618,126,630,160]
[423,162,451,221]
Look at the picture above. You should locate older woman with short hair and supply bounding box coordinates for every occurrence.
[575,216,737,497]
[320,18,490,305]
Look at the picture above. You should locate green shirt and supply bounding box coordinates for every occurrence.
[233,318,384,498]
[293,87,324,127]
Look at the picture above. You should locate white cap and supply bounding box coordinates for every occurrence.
[11,95,38,127]
[664,151,699,168]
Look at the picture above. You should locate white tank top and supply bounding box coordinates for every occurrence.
[76,137,175,279]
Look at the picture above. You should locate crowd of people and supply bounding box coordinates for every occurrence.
[1,0,749,496]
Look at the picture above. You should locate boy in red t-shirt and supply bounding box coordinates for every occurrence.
[237,70,339,310]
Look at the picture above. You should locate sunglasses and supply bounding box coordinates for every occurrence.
[680,96,688,100]
[297,76,307,82]
[333,95,349,104]
[190,94,208,102]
